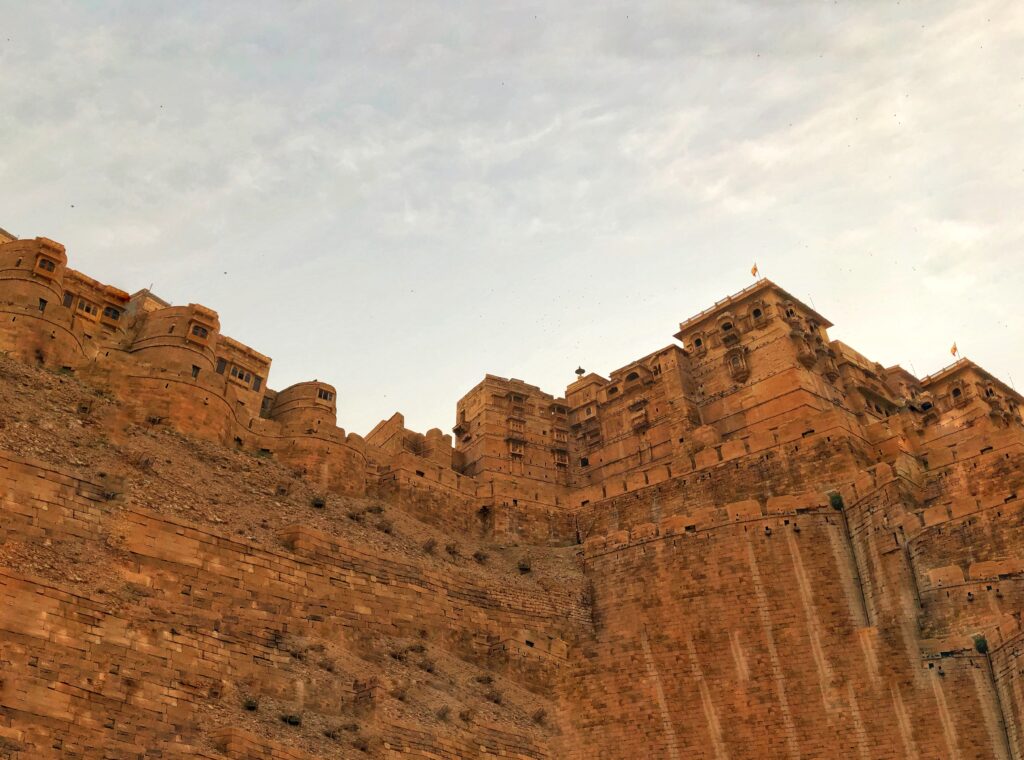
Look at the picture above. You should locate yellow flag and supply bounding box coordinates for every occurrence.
[950,342,958,357]
[751,263,759,278]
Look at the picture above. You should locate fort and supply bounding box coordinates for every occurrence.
[1,229,1023,759]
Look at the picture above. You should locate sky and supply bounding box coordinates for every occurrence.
[1,1,1022,435]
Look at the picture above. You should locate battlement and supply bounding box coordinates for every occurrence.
[1,231,1021,536]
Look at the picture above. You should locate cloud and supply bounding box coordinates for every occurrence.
[1,0,1022,432]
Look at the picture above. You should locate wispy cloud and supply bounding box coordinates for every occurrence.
[2,0,1022,431]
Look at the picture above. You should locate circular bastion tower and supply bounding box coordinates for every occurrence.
[123,303,239,440]
[129,303,220,375]
[268,381,338,434]
[264,381,368,495]
[0,237,85,367]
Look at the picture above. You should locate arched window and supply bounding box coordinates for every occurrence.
[626,371,640,381]
[694,337,703,348]
[721,322,733,332]
[952,387,962,398]
[752,308,763,319]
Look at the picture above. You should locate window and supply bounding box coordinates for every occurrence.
[694,337,703,348]
[216,358,227,374]
[77,300,97,316]
[580,457,590,467]
[191,324,209,338]
[626,371,640,381]
[37,258,56,272]
[752,308,763,319]
[38,298,47,312]
[62,292,74,308]
[102,306,121,321]
[721,322,733,332]
[253,375,262,391]
[168,325,175,334]
[317,389,334,401]
[952,387,962,398]
[191,365,200,379]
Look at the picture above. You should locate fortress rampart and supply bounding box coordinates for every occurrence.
[2,229,1024,758]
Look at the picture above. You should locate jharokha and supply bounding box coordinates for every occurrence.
[2,230,1024,760]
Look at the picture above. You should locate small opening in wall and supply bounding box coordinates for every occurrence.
[694,338,703,348]
[952,387,962,398]
[721,322,733,332]
[38,298,47,312]
[580,457,589,467]
[752,308,763,319]
[191,365,200,379]
[525,640,535,648]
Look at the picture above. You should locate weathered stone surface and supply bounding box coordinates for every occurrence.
[1,233,1024,758]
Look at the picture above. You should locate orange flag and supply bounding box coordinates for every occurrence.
[751,263,759,278]
[950,342,958,357]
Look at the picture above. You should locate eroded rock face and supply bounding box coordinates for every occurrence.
[1,233,1023,758]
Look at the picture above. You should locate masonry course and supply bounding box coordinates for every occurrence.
[1,231,1023,758]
